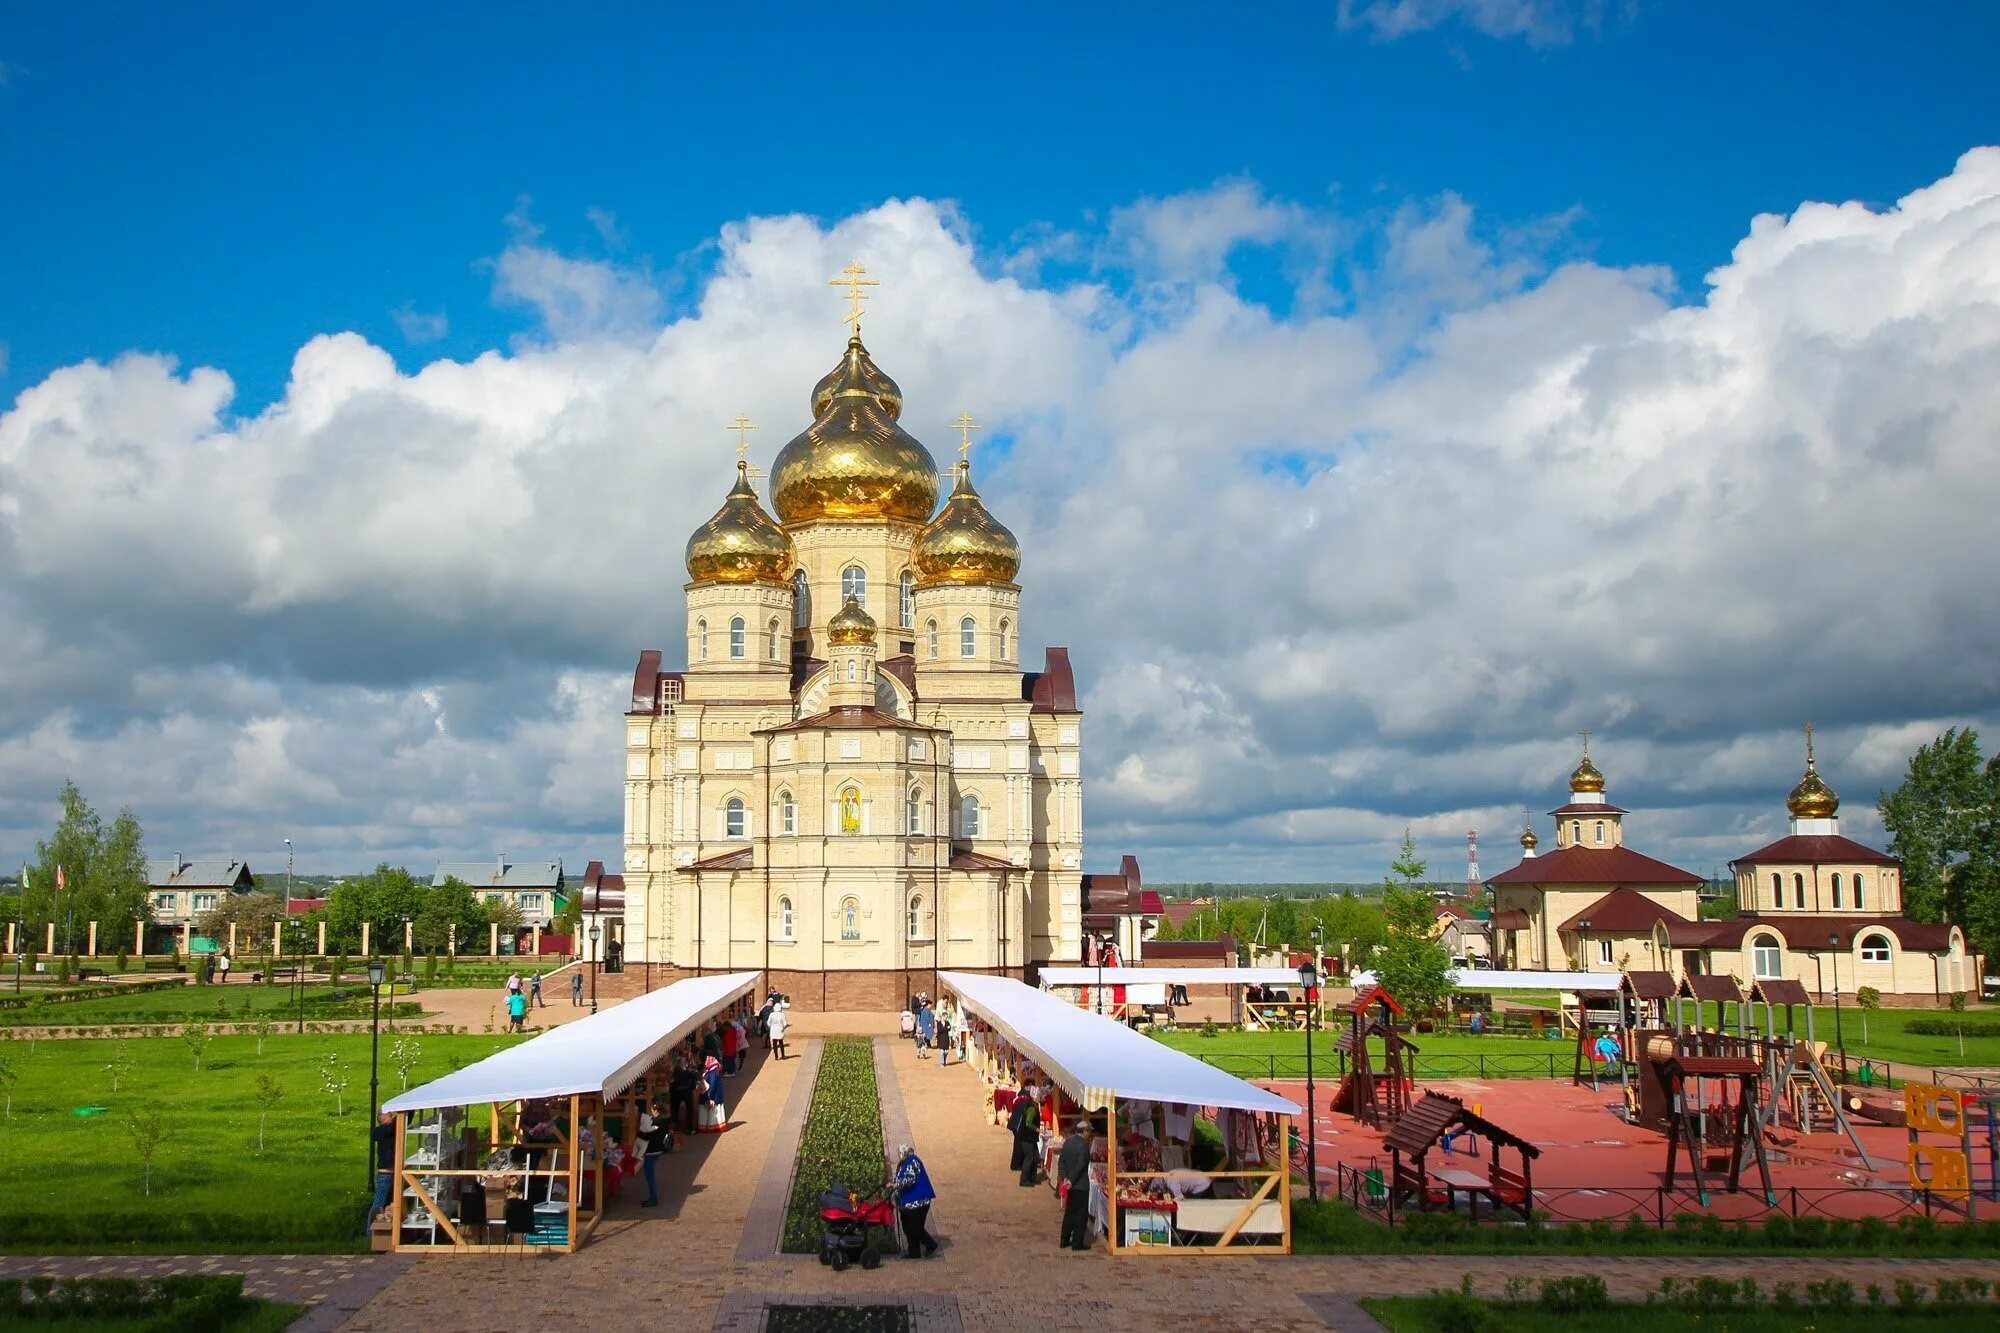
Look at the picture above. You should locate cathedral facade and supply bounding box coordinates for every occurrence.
[619,306,1125,1010]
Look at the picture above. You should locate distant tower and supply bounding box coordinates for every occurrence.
[1465,829,1480,900]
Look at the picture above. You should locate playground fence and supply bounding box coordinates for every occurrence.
[1194,1049,1908,1088]
[1327,1161,1957,1227]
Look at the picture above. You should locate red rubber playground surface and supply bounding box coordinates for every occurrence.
[1263,1075,1963,1223]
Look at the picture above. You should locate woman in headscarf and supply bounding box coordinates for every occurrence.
[891,1140,939,1258]
[698,1055,727,1132]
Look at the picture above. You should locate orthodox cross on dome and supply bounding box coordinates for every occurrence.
[951,410,981,465]
[727,414,765,478]
[1578,727,1591,757]
[829,261,878,326]
[1804,721,1817,768]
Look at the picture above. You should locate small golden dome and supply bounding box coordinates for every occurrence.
[1787,766,1839,819]
[684,462,792,585]
[811,332,903,420]
[913,461,1021,588]
[827,595,877,646]
[772,334,939,525]
[1570,753,1606,793]
[1520,825,1540,851]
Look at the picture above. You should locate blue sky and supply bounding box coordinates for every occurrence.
[3,3,1999,882]
[6,3,1994,408]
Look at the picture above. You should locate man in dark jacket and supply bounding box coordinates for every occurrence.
[1057,1118,1094,1251]
[1007,1091,1041,1186]
[669,1055,699,1135]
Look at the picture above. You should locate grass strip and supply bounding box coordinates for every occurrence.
[780,1038,887,1254]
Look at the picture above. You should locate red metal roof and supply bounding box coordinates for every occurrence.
[1734,834,1899,867]
[1486,843,1703,887]
[1548,801,1630,816]
[1143,937,1236,960]
[1691,913,1954,952]
[1559,886,1692,934]
[285,897,328,916]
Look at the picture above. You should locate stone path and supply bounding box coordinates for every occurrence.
[0,1254,410,1331]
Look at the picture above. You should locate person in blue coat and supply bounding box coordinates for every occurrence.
[892,1141,939,1258]
[916,1001,936,1059]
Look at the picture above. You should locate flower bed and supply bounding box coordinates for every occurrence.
[781,1038,887,1254]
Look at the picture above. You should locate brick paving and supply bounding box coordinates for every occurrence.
[0,1254,410,1330]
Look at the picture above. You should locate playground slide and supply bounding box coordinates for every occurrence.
[1329,1072,1357,1115]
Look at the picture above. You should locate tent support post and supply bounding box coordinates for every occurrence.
[1280,1112,1293,1255]
[567,1094,580,1252]
[1106,1094,1119,1255]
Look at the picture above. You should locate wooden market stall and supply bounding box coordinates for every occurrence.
[378,970,761,1253]
[943,971,1302,1255]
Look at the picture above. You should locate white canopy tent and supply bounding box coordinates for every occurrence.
[1037,966,1304,987]
[385,971,760,1114]
[1349,967,1621,994]
[943,971,1297,1115]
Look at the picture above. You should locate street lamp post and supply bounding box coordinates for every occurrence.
[291,918,308,1035]
[588,923,602,1014]
[1298,955,1320,1204]
[1828,932,1848,1074]
[284,838,293,916]
[1579,917,1593,973]
[366,956,386,1189]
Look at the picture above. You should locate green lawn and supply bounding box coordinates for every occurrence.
[1362,1296,1984,1332]
[0,1031,517,1252]
[0,983,428,1027]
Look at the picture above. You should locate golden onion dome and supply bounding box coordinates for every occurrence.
[771,335,939,525]
[1570,753,1606,793]
[1520,825,1540,852]
[827,595,878,646]
[684,462,793,585]
[1787,765,1840,820]
[811,332,903,420]
[913,461,1021,588]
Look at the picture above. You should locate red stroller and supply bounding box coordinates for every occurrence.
[817,1183,898,1270]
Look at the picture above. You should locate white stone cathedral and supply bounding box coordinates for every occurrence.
[619,297,1136,1009]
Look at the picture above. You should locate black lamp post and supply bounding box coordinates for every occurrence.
[588,923,602,1014]
[1298,954,1320,1203]
[291,918,308,1034]
[1579,917,1593,973]
[1828,932,1847,1073]
[366,956,386,1187]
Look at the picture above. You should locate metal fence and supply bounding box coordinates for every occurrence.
[1192,1048,1910,1088]
[1327,1162,1962,1228]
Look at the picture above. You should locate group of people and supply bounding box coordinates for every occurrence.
[502,968,586,1031]
[903,992,960,1065]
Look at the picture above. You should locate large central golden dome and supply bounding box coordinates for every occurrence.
[771,333,938,525]
[1570,752,1605,793]
[685,461,792,585]
[914,460,1021,587]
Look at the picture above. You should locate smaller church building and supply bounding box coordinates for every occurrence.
[1486,737,1975,1005]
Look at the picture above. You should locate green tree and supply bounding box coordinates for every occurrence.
[1878,728,2000,954]
[0,1054,16,1119]
[484,894,525,938]
[104,1042,135,1094]
[416,877,486,953]
[180,1020,211,1072]
[1370,829,1455,1014]
[253,1073,285,1153]
[194,891,284,958]
[126,1108,170,1195]
[23,781,151,953]
[1855,986,1880,1044]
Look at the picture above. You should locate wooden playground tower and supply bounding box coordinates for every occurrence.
[1746,977,1872,1167]
[1332,984,1417,1127]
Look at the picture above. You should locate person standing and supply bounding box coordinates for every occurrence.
[767,998,790,1061]
[698,1055,727,1132]
[936,1005,953,1068]
[719,1018,738,1076]
[507,988,528,1032]
[530,972,545,1007]
[1058,1118,1094,1251]
[217,952,231,984]
[916,1000,936,1059]
[637,1100,669,1207]
[507,971,522,997]
[569,970,584,1007]
[1007,1088,1042,1186]
[368,1111,398,1229]
[891,1141,940,1259]
[670,1054,698,1134]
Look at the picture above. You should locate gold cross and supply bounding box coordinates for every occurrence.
[728,414,758,464]
[951,410,981,464]
[829,262,878,326]
[1804,721,1816,767]
[1578,727,1591,757]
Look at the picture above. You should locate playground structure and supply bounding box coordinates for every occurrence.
[1905,1081,2000,1217]
[1384,1091,1539,1221]
[1659,1053,1776,1206]
[1747,977,1872,1166]
[1330,985,1418,1127]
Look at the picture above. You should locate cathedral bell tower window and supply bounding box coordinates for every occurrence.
[998,618,1010,661]
[768,618,781,660]
[724,797,747,839]
[900,572,914,627]
[926,620,938,659]
[960,617,976,658]
[906,787,923,836]
[778,791,795,835]
[1831,873,1843,908]
[729,617,746,659]
[842,565,867,609]
[697,618,708,662]
[792,571,810,628]
[777,896,795,941]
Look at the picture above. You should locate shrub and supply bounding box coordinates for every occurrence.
[781,1038,886,1253]
[1906,1017,2000,1038]
[1537,1275,1611,1313]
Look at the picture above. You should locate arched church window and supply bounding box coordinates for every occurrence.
[838,787,862,835]
[777,896,795,941]
[899,572,914,627]
[960,792,981,838]
[1570,821,1581,845]
[906,787,923,836]
[697,618,708,662]
[907,895,925,941]
[1792,872,1805,909]
[845,659,857,682]
[729,617,746,659]
[1770,873,1782,908]
[1751,933,1782,979]
[839,896,860,941]
[1594,820,1604,845]
[792,571,810,629]
[998,618,1010,661]
[778,791,795,836]
[724,797,746,840]
[960,617,976,658]
[1858,932,1891,964]
[842,565,867,608]
[768,618,781,660]
[926,620,938,659]
[1831,873,1843,908]
[1853,874,1865,909]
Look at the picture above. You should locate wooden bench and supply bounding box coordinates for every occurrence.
[141,959,189,974]
[76,966,110,982]
[1489,1164,1530,1210]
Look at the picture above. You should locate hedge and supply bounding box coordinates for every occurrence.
[0,1274,262,1329]
[1905,1017,2000,1039]
[0,979,185,1012]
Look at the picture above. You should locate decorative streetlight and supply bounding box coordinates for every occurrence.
[1828,932,1847,1074]
[291,917,308,1035]
[588,923,602,1014]
[367,956,386,1189]
[1579,917,1593,973]
[1298,953,1320,1204]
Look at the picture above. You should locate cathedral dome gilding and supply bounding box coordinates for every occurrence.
[684,462,793,585]
[1520,825,1539,852]
[913,461,1021,588]
[827,595,878,646]
[1570,753,1605,793]
[772,334,939,525]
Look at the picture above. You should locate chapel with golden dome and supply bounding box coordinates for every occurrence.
[618,271,1133,1009]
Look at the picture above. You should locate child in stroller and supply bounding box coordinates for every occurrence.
[817,1182,899,1270]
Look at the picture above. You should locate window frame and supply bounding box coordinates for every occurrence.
[729,616,746,659]
[926,619,938,658]
[778,790,796,836]
[1751,934,1782,980]
[697,617,708,662]
[960,791,981,838]
[907,894,926,942]
[959,616,976,658]
[841,564,867,609]
[1858,933,1891,964]
[906,786,924,836]
[792,571,810,628]
[777,896,795,942]
[899,571,915,627]
[724,796,747,839]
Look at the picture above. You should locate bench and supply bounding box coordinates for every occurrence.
[141,960,188,974]
[1489,1165,1530,1212]
[76,966,109,982]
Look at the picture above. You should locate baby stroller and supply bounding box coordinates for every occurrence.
[817,1182,898,1270]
